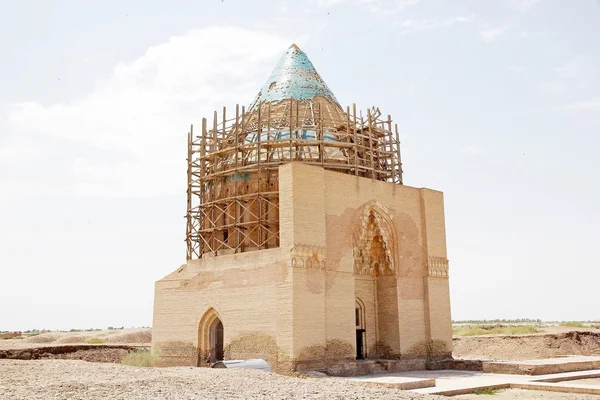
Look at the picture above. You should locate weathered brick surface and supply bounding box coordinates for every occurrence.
[152,162,452,373]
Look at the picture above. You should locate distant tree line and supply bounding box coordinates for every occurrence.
[452,318,542,324]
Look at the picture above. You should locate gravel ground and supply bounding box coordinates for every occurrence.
[0,359,443,400]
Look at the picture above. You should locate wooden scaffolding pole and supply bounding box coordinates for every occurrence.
[234,104,240,251]
[395,124,403,184]
[240,105,246,252]
[212,111,218,252]
[200,117,207,256]
[289,98,293,161]
[387,114,394,183]
[186,125,192,260]
[352,104,358,176]
[318,101,323,165]
[257,104,262,249]
[367,109,375,179]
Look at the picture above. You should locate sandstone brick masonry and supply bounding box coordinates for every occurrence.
[152,162,452,374]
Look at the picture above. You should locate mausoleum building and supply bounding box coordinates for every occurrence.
[152,44,452,375]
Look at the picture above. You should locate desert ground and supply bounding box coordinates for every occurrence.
[1,323,600,399]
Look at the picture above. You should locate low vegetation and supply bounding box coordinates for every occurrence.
[84,337,106,344]
[473,388,502,395]
[121,349,160,367]
[453,325,541,336]
[559,321,585,328]
[22,329,48,337]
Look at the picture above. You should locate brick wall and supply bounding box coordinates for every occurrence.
[152,162,452,373]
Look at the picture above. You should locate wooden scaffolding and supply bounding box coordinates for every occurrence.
[186,98,403,260]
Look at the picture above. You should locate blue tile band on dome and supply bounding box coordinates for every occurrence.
[249,44,340,110]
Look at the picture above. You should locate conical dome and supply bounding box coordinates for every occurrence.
[249,44,342,110]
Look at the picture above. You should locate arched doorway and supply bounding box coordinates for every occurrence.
[210,318,224,362]
[355,298,366,360]
[198,308,224,366]
[353,206,400,359]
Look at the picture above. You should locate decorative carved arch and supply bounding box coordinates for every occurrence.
[353,202,398,276]
[290,245,326,269]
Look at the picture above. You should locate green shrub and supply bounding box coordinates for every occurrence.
[473,388,500,395]
[84,337,106,344]
[559,321,585,328]
[121,349,159,367]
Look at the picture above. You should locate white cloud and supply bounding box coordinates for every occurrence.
[7,27,291,198]
[480,26,506,43]
[559,97,600,112]
[537,80,568,95]
[357,0,420,14]
[277,3,289,14]
[396,15,473,35]
[554,56,586,80]
[313,0,346,6]
[518,30,530,38]
[508,66,527,73]
[0,137,42,165]
[460,145,483,155]
[511,0,541,13]
[313,0,420,14]
[538,56,591,95]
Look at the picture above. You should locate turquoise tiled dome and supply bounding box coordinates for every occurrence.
[249,44,341,110]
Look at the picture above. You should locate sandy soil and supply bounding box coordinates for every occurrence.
[0,359,442,400]
[537,325,600,335]
[453,331,600,360]
[452,324,600,336]
[455,388,600,399]
[0,328,151,350]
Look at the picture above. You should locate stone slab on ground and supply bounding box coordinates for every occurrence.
[410,368,600,396]
[455,388,600,400]
[341,366,600,396]
[346,373,435,390]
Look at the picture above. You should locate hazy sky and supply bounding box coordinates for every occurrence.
[1,0,599,331]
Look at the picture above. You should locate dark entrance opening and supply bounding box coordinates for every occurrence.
[215,320,224,361]
[356,329,365,360]
[210,319,224,362]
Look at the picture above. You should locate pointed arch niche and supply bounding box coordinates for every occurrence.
[198,308,224,366]
[353,203,400,359]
